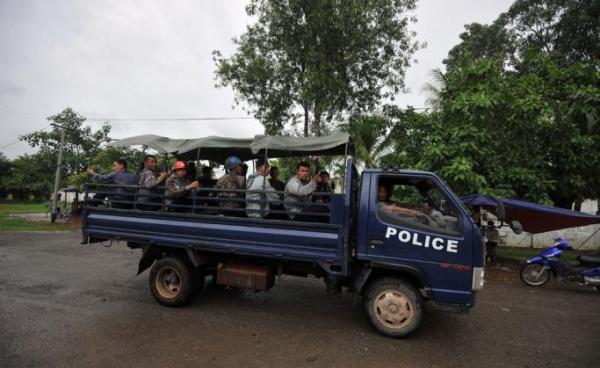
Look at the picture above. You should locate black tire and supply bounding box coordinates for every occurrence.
[363,277,423,338]
[149,257,194,307]
[520,263,551,287]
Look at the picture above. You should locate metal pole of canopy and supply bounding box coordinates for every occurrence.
[341,141,349,194]
[195,147,201,180]
[260,142,269,218]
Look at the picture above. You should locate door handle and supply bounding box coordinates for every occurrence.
[369,237,384,248]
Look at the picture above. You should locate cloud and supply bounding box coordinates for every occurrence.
[0,0,513,158]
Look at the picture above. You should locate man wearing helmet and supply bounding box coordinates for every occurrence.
[216,156,246,213]
[165,160,200,212]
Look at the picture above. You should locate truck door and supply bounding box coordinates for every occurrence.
[363,173,476,305]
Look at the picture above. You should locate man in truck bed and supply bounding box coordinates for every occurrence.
[283,162,326,221]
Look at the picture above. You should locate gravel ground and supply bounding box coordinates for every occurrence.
[1,232,599,368]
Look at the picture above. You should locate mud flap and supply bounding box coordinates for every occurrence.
[137,246,161,276]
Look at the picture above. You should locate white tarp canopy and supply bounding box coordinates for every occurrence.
[107,134,189,154]
[175,136,256,162]
[249,133,352,158]
[108,133,352,161]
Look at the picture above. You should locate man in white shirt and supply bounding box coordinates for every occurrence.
[246,159,280,218]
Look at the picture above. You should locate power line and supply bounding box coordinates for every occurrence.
[86,117,256,122]
[0,140,20,150]
[0,107,44,117]
[0,126,51,151]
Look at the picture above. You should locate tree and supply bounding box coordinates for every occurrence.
[503,0,600,66]
[0,152,14,198]
[1,154,55,199]
[10,108,113,197]
[341,115,392,169]
[394,52,600,207]
[444,0,600,71]
[444,20,516,71]
[414,0,600,208]
[20,108,112,177]
[214,0,422,136]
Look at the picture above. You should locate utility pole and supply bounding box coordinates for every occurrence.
[50,125,66,223]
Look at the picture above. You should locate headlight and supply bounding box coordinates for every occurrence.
[472,267,484,291]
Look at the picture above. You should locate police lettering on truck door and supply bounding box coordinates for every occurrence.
[385,226,459,254]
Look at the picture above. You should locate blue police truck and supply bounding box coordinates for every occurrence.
[82,133,487,337]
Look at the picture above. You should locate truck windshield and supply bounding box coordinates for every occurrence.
[376,176,461,235]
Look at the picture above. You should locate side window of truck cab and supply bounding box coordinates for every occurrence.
[376,176,461,236]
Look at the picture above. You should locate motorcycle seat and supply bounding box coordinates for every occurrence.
[577,254,600,265]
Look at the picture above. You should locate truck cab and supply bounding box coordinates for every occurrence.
[355,169,484,311]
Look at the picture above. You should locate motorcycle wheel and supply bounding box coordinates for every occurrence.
[520,263,551,287]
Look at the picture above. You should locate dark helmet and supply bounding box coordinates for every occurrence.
[225,156,242,171]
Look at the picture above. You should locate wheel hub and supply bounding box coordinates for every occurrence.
[374,291,413,328]
[156,267,182,298]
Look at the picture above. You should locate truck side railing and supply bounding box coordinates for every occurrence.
[83,183,336,222]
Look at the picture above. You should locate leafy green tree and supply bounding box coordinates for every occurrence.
[341,115,392,169]
[390,52,600,207]
[20,108,112,176]
[411,0,600,208]
[444,20,516,71]
[444,0,599,71]
[0,152,15,198]
[11,108,112,196]
[214,0,422,136]
[503,0,599,66]
[1,154,55,199]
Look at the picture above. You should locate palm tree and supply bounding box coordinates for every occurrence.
[341,115,392,169]
[421,68,445,110]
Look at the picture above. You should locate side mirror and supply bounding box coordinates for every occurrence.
[511,220,523,234]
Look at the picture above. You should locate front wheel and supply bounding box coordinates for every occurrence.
[363,277,423,338]
[520,263,551,287]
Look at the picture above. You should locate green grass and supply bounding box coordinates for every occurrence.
[0,202,70,232]
[497,246,583,264]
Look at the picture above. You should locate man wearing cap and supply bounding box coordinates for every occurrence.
[246,159,281,218]
[165,160,199,212]
[216,156,246,213]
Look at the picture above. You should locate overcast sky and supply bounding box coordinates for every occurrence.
[0,0,513,158]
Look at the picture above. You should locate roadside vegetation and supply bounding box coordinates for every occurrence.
[0,202,70,232]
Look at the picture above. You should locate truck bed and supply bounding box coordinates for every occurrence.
[83,195,349,276]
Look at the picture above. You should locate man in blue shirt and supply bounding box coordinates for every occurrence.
[87,159,138,209]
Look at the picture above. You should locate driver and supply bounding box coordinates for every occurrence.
[377,185,446,229]
[377,185,421,217]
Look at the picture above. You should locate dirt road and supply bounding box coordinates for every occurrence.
[1,232,598,368]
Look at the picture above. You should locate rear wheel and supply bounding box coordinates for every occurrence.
[149,257,194,307]
[363,277,422,338]
[520,263,550,287]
